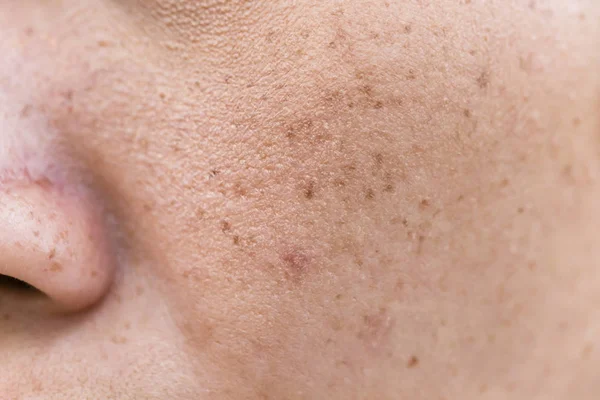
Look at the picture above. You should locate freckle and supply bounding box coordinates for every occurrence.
[383,184,395,193]
[500,178,510,187]
[304,181,315,199]
[124,322,131,330]
[328,41,336,48]
[517,207,524,214]
[48,248,56,260]
[97,40,110,47]
[463,109,471,118]
[373,101,384,109]
[347,102,355,108]
[573,117,581,126]
[221,220,231,233]
[477,71,490,89]
[50,262,62,272]
[91,270,98,277]
[365,188,375,200]
[20,104,32,118]
[111,336,128,344]
[335,294,343,300]
[407,355,419,368]
[136,286,144,296]
[159,92,166,100]
[3,313,11,321]
[233,235,240,245]
[419,199,430,209]
[407,69,417,80]
[404,24,412,34]
[359,85,374,97]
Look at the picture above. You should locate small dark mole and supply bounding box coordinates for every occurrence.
[335,294,343,300]
[402,218,409,227]
[463,109,472,118]
[233,235,240,245]
[500,178,510,187]
[347,101,355,108]
[419,199,430,210]
[209,169,220,178]
[404,24,412,34]
[221,220,231,233]
[50,262,62,272]
[328,41,337,49]
[407,355,419,368]
[365,188,376,200]
[477,71,490,89]
[159,92,166,99]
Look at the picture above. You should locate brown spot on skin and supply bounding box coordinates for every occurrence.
[419,199,430,210]
[3,313,11,321]
[281,249,311,282]
[404,24,412,34]
[359,85,374,97]
[383,184,395,193]
[50,262,62,272]
[373,100,384,109]
[286,118,314,139]
[209,169,220,178]
[304,181,316,199]
[221,220,231,233]
[91,270,98,277]
[477,71,490,89]
[463,109,471,118]
[48,248,56,260]
[233,235,240,245]
[97,40,110,47]
[365,188,375,200]
[517,207,525,214]
[407,355,419,368]
[111,336,128,344]
[582,343,594,359]
[33,231,40,238]
[335,294,343,300]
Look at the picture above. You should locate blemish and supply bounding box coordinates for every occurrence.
[463,109,472,118]
[419,199,430,210]
[233,235,240,245]
[517,207,525,214]
[221,220,231,233]
[281,249,311,281]
[209,169,220,178]
[407,355,419,368]
[48,248,56,260]
[91,270,98,277]
[383,184,395,193]
[365,188,375,200]
[404,24,413,34]
[20,104,32,118]
[477,71,490,89]
[407,69,417,80]
[373,100,384,109]
[304,181,316,199]
[50,262,62,272]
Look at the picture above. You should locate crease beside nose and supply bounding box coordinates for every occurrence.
[0,179,116,312]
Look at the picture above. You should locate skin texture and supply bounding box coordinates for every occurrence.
[0,0,599,398]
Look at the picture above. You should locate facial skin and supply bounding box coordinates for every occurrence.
[0,0,599,398]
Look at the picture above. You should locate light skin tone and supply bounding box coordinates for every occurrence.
[1,0,599,398]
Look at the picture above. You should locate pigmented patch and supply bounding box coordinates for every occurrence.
[221,220,231,233]
[358,308,395,352]
[50,262,62,272]
[407,355,419,368]
[304,181,316,199]
[280,249,311,282]
[477,71,490,89]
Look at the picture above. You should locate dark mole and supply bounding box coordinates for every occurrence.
[477,71,490,89]
[221,220,231,233]
[407,355,419,368]
[209,169,220,178]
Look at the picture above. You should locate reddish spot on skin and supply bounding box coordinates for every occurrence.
[407,355,419,368]
[280,249,311,282]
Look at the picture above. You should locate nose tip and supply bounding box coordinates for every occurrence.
[0,177,116,312]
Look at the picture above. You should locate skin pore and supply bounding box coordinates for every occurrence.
[1,0,599,399]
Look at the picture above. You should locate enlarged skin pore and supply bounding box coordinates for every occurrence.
[0,1,599,399]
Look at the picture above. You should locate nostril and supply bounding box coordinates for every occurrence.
[0,274,39,292]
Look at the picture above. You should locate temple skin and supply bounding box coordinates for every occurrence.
[1,1,599,399]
